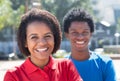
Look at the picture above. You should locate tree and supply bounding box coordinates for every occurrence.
[0,0,25,30]
[0,0,25,41]
[41,0,93,25]
[41,0,93,39]
[116,18,120,33]
[0,0,13,29]
[10,5,25,28]
[10,0,25,10]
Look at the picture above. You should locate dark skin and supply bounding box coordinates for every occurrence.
[25,21,54,69]
[65,21,92,61]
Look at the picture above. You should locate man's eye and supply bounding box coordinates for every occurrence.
[71,32,78,36]
[83,32,89,36]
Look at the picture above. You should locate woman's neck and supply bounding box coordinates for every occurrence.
[30,57,50,69]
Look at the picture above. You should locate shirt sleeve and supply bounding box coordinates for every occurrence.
[67,60,83,81]
[103,59,117,81]
[4,71,16,81]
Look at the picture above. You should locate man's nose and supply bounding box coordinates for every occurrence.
[77,34,84,39]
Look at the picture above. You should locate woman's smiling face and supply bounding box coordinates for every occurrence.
[25,21,54,61]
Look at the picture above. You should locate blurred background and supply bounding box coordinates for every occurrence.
[0,0,120,81]
[0,0,120,59]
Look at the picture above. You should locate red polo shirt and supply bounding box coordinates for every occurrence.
[4,56,82,81]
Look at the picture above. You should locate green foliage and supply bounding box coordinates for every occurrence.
[41,0,93,40]
[10,0,25,10]
[0,0,13,29]
[41,0,93,25]
[116,18,120,33]
[10,5,25,27]
[0,0,25,30]
[0,0,25,41]
[53,49,70,58]
[0,0,92,30]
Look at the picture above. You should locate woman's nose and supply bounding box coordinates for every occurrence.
[37,38,47,45]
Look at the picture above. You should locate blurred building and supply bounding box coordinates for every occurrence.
[91,0,120,24]
[89,0,120,50]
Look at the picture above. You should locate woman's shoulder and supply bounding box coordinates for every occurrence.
[4,66,21,80]
[53,58,73,67]
[5,65,21,75]
[54,57,72,63]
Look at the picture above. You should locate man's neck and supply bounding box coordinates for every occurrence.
[71,50,90,61]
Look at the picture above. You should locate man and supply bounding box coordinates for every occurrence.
[63,7,116,81]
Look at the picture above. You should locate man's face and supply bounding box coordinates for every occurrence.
[66,21,92,52]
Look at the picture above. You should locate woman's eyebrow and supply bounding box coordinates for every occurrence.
[27,33,37,38]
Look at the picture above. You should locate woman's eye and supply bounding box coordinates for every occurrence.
[44,35,53,40]
[45,35,51,38]
[31,36,38,39]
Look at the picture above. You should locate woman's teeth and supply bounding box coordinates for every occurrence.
[36,48,47,52]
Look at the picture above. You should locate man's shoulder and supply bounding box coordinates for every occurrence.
[91,51,113,64]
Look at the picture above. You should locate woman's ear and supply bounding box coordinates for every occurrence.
[25,42,28,47]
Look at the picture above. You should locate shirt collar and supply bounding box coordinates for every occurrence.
[22,57,38,74]
[22,56,56,74]
[44,56,56,70]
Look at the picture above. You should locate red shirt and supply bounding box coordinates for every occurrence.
[4,56,82,81]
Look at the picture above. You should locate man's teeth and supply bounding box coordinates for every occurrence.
[76,41,85,44]
[36,48,47,52]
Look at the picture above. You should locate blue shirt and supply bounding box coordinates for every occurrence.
[69,52,116,81]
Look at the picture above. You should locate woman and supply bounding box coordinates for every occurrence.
[4,8,82,81]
